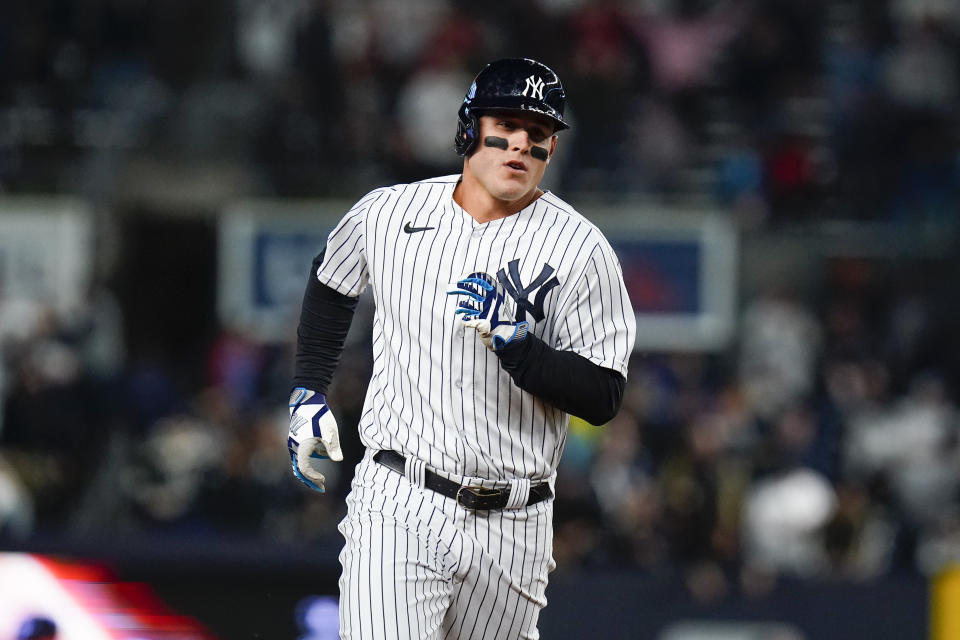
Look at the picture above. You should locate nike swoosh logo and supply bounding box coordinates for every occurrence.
[403,222,436,234]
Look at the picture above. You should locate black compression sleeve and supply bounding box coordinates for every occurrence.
[292,253,358,394]
[495,335,626,426]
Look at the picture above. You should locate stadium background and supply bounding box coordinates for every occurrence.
[0,0,959,638]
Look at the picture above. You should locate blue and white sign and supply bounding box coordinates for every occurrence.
[218,199,350,342]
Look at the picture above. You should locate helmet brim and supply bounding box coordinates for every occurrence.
[467,98,569,132]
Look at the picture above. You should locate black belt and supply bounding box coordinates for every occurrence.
[373,450,552,511]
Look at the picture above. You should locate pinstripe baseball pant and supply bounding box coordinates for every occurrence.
[337,452,555,639]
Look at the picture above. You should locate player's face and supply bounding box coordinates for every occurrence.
[467,112,558,204]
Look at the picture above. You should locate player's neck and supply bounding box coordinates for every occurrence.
[453,168,542,224]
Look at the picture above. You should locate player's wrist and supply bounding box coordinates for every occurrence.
[289,387,327,412]
[493,324,533,357]
[491,321,528,351]
[290,384,326,398]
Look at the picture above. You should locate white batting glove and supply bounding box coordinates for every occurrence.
[288,387,343,492]
[447,272,529,351]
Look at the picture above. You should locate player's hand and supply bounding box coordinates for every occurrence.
[288,387,343,492]
[447,272,529,351]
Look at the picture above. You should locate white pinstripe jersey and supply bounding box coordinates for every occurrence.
[316,175,636,483]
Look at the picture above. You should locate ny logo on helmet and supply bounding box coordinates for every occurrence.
[522,76,545,100]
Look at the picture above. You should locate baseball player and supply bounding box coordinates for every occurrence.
[288,58,636,639]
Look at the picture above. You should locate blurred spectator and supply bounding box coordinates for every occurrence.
[632,0,745,95]
[631,0,748,150]
[119,413,224,531]
[626,96,694,193]
[715,128,768,227]
[762,104,837,223]
[207,328,264,414]
[822,2,893,221]
[561,0,651,192]
[844,372,959,528]
[588,410,664,569]
[833,478,900,578]
[741,466,837,577]
[1,324,101,526]
[725,0,826,124]
[738,291,822,421]
[0,455,33,540]
[369,0,448,69]
[884,21,957,113]
[882,14,959,223]
[236,0,312,81]
[917,509,960,577]
[392,64,473,179]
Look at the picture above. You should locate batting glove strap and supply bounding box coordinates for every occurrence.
[491,320,529,351]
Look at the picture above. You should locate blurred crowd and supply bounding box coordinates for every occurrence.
[3,243,960,602]
[1,0,960,604]
[556,256,960,599]
[1,0,958,222]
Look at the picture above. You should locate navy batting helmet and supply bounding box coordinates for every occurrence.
[454,58,569,156]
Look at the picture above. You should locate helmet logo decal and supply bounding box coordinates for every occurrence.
[522,76,546,100]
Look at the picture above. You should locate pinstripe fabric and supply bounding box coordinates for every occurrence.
[317,175,635,638]
[315,175,636,482]
[339,454,553,640]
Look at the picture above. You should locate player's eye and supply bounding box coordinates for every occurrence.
[529,130,548,143]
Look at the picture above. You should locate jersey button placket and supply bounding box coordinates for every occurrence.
[447,202,478,469]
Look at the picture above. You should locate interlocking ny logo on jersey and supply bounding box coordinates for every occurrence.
[522,76,545,100]
[497,259,559,322]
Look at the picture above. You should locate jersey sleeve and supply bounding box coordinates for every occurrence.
[314,188,385,297]
[552,233,636,378]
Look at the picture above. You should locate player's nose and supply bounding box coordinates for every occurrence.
[510,130,533,153]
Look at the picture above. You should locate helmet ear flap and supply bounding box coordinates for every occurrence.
[454,103,480,156]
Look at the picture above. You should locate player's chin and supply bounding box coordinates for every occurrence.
[492,186,531,204]
[493,174,535,197]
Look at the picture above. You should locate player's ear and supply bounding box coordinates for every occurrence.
[547,136,558,162]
